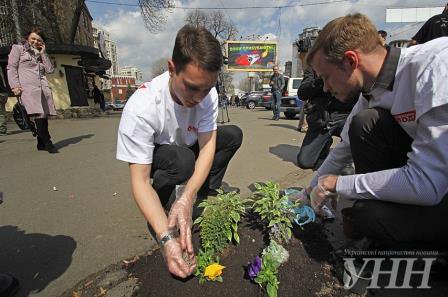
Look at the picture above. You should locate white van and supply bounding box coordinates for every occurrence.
[282,76,303,97]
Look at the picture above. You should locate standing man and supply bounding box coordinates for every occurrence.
[304,13,448,247]
[411,3,448,45]
[269,65,285,121]
[116,26,243,278]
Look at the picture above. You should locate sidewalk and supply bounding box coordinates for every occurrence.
[0,108,312,296]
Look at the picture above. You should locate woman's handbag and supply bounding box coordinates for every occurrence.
[12,96,36,136]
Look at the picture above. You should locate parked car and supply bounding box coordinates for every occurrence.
[241,91,264,109]
[282,77,303,97]
[260,91,272,109]
[107,100,126,111]
[280,96,304,119]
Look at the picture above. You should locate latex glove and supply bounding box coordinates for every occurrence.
[310,175,338,215]
[12,87,22,96]
[167,193,195,255]
[162,237,196,278]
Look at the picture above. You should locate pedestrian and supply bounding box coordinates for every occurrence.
[0,70,8,135]
[92,84,105,112]
[303,13,448,248]
[269,65,285,120]
[296,67,356,172]
[234,94,240,107]
[378,30,387,46]
[7,28,58,153]
[116,25,243,278]
[410,3,448,45]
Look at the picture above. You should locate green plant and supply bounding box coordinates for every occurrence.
[195,249,219,284]
[255,252,280,297]
[252,182,299,243]
[194,190,251,282]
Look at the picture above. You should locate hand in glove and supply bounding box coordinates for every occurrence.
[310,175,338,216]
[161,236,196,278]
[167,193,196,256]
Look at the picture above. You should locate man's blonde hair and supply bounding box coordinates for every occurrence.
[306,13,382,66]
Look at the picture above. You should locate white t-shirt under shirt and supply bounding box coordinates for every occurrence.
[116,71,218,165]
[311,37,448,206]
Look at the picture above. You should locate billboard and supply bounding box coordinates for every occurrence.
[226,41,277,72]
[386,7,444,23]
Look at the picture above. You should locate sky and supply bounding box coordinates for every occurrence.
[85,0,446,84]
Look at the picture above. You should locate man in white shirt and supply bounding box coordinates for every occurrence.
[304,14,448,247]
[116,26,242,278]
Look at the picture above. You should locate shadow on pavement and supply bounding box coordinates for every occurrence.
[4,129,31,136]
[267,123,298,131]
[54,134,94,149]
[0,225,76,297]
[269,144,298,165]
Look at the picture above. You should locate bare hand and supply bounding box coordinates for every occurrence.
[12,87,22,96]
[162,238,196,278]
[167,193,195,255]
[40,43,45,53]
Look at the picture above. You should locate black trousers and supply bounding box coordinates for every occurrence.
[150,125,243,211]
[342,108,448,247]
[34,117,52,146]
[297,120,345,170]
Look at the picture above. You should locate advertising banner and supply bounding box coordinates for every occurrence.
[226,41,277,72]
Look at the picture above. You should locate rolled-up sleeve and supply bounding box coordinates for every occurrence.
[116,109,156,164]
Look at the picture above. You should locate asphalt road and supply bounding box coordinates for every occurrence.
[0,107,314,297]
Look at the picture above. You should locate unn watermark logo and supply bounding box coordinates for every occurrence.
[342,250,438,293]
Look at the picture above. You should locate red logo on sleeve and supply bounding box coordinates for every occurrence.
[393,110,416,123]
[187,125,198,133]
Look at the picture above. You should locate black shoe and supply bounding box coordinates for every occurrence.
[45,143,59,154]
[274,117,280,121]
[0,274,20,297]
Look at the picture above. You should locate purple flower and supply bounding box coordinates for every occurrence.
[247,256,262,280]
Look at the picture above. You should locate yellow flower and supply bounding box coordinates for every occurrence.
[204,263,225,280]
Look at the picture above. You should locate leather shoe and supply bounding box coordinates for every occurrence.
[45,143,59,154]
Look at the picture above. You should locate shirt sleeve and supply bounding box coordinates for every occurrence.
[197,89,218,133]
[116,109,156,164]
[7,44,21,88]
[336,105,448,206]
[309,99,365,188]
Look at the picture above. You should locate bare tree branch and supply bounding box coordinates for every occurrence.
[185,9,238,47]
[151,57,169,78]
[138,0,174,34]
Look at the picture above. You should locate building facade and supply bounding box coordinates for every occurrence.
[119,66,143,85]
[284,61,292,77]
[111,75,136,101]
[92,23,119,99]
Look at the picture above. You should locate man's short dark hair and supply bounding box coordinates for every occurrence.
[172,25,222,74]
[378,30,387,38]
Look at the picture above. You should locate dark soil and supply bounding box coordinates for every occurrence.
[62,216,349,297]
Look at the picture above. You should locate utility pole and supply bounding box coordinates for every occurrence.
[11,0,21,42]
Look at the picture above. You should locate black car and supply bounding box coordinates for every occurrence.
[241,91,271,109]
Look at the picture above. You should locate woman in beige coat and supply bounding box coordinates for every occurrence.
[7,28,58,153]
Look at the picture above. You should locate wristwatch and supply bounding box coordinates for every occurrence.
[158,230,178,246]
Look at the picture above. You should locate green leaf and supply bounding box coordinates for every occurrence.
[233,232,240,244]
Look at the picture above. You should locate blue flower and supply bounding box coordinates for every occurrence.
[247,256,262,280]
